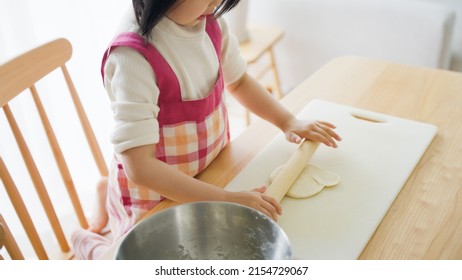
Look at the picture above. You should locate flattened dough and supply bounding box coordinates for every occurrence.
[269,164,340,198]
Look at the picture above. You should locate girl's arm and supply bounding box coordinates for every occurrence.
[227,73,342,147]
[120,144,282,220]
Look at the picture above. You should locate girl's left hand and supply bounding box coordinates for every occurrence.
[283,118,342,148]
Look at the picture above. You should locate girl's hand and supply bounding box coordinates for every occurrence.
[226,186,282,221]
[283,118,342,148]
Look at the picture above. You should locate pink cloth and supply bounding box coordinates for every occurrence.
[71,229,111,260]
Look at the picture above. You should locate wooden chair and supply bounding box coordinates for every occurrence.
[238,25,284,125]
[0,38,108,259]
[0,213,24,260]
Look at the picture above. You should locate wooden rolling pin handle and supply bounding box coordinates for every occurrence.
[264,140,320,202]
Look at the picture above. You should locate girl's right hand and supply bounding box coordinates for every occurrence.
[226,186,282,221]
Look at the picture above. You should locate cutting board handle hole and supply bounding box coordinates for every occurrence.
[350,112,387,123]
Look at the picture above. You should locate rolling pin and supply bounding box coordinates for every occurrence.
[265,140,320,202]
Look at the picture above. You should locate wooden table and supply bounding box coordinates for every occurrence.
[101,56,462,259]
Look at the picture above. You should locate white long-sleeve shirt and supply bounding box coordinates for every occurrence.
[103,9,247,154]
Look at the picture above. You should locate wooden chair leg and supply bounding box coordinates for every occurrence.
[0,215,25,260]
[0,221,4,260]
[245,109,251,126]
[268,48,283,99]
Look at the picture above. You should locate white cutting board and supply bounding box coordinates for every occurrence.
[225,99,437,259]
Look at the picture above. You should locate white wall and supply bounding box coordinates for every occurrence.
[413,0,462,71]
[247,0,460,93]
[0,0,128,170]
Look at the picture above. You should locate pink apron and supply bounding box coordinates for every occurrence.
[101,16,230,239]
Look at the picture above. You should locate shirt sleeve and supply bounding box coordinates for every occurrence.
[103,47,161,154]
[217,17,247,86]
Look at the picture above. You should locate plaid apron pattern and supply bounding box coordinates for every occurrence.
[101,16,229,239]
[156,101,229,176]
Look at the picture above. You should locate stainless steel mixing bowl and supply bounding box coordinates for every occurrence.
[115,201,292,260]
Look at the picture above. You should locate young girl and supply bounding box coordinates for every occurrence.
[72,0,341,259]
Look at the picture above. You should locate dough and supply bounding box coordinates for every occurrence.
[265,141,319,202]
[269,164,340,198]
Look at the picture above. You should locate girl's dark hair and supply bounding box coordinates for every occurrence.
[132,0,241,39]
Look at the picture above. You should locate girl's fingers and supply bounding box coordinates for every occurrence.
[260,200,278,221]
[249,187,282,221]
[287,120,342,148]
[261,194,282,215]
[318,122,342,141]
[309,124,336,148]
[318,121,336,129]
[238,189,280,221]
[304,122,341,148]
[251,192,280,221]
[287,133,302,144]
[259,207,275,221]
[252,185,267,193]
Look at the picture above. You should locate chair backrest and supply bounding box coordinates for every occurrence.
[0,38,108,259]
[0,214,23,260]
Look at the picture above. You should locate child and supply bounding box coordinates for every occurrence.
[72,0,341,259]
